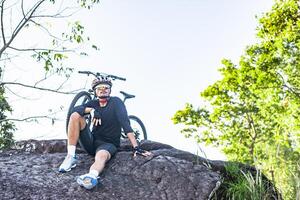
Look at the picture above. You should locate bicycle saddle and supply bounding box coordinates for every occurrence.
[120,91,135,99]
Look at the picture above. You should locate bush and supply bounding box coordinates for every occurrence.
[0,121,15,149]
[213,163,278,200]
[0,85,15,149]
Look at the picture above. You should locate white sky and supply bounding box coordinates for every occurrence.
[4,0,274,160]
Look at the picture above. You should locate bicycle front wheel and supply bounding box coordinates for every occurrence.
[66,91,92,134]
[127,115,147,141]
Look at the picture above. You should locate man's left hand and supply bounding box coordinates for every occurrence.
[133,146,152,157]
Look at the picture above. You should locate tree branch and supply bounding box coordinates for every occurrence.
[56,76,69,91]
[0,115,58,123]
[1,81,75,94]
[34,72,70,91]
[8,46,74,53]
[0,0,6,45]
[31,6,80,19]
[29,19,65,41]
[21,0,25,19]
[34,72,55,87]
[4,86,38,100]
[0,0,46,57]
[276,71,300,97]
[244,112,257,157]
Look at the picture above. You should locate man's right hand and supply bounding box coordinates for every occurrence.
[90,109,102,126]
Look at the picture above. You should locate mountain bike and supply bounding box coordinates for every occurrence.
[66,70,147,151]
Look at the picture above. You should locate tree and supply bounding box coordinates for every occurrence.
[173,0,300,199]
[0,0,100,149]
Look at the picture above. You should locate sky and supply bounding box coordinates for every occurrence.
[4,0,274,160]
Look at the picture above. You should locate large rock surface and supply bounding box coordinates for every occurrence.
[0,139,222,200]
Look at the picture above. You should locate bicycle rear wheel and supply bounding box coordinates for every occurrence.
[122,115,147,141]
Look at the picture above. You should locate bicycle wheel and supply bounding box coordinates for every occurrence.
[66,91,92,134]
[122,115,147,141]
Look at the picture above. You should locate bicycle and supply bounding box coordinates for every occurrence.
[65,70,147,151]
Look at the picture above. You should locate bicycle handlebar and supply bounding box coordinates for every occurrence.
[78,70,126,81]
[78,70,93,75]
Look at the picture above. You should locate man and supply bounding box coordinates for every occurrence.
[59,76,151,190]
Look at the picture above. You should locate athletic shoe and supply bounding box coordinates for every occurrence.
[76,173,98,190]
[58,154,77,172]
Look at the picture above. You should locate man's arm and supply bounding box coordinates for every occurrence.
[72,100,95,116]
[127,132,152,157]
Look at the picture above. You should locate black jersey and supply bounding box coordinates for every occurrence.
[73,97,133,147]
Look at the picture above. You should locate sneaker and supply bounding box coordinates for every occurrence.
[76,173,98,190]
[58,154,77,172]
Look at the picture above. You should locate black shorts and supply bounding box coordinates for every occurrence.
[79,126,117,156]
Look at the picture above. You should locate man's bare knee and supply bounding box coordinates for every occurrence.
[70,112,83,121]
[69,112,86,130]
[95,150,111,162]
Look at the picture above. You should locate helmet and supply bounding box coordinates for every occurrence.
[91,77,112,90]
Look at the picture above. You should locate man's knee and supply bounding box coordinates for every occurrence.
[95,150,111,161]
[69,112,86,128]
[70,112,83,121]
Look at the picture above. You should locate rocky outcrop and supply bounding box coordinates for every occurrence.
[0,139,222,200]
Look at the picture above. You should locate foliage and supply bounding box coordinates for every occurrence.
[173,0,300,199]
[0,77,15,149]
[0,0,100,148]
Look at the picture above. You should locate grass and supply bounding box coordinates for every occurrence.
[211,163,277,200]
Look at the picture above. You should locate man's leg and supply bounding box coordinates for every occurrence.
[77,143,117,189]
[76,151,111,190]
[59,112,86,172]
[89,150,111,175]
[68,112,86,146]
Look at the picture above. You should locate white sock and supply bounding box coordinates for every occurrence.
[67,145,76,157]
[89,169,99,178]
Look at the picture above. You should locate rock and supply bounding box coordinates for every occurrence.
[0,139,221,200]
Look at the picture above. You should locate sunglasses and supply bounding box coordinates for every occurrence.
[95,85,111,90]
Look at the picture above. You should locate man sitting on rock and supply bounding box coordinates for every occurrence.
[58,77,151,190]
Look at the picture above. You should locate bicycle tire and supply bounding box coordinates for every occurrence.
[66,91,92,132]
[122,115,147,141]
[66,91,92,153]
